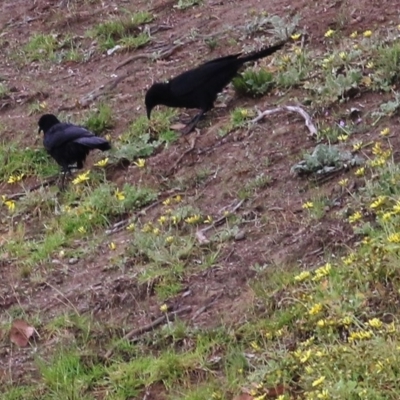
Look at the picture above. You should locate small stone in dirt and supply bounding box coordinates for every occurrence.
[68,258,79,265]
[235,231,246,241]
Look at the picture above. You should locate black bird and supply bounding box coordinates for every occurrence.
[38,114,111,189]
[145,41,286,134]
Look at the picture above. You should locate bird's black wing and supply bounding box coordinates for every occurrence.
[43,123,94,151]
[169,54,242,97]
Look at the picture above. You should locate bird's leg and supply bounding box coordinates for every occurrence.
[181,110,206,135]
[59,167,70,191]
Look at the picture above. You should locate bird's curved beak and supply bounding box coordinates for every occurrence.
[146,107,152,120]
[38,127,42,134]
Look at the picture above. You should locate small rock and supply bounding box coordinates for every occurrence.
[235,231,246,241]
[68,258,79,265]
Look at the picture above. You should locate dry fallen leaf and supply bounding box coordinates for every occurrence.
[10,319,35,347]
[170,122,187,131]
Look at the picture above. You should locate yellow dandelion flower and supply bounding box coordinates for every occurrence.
[7,173,25,184]
[339,178,348,186]
[372,142,382,155]
[300,349,312,363]
[281,54,291,64]
[380,127,390,137]
[158,215,168,225]
[386,322,396,333]
[294,270,311,282]
[134,158,146,168]
[366,61,374,69]
[126,223,135,231]
[109,242,116,250]
[72,170,90,185]
[115,188,125,201]
[204,215,213,224]
[350,31,358,38]
[348,211,362,223]
[316,389,329,399]
[294,47,302,55]
[354,167,365,176]
[393,201,400,213]
[250,341,260,351]
[302,201,314,209]
[375,361,384,373]
[361,76,372,87]
[324,29,335,38]
[368,318,383,328]
[291,33,301,40]
[309,303,323,316]
[152,228,160,235]
[387,233,400,243]
[369,157,386,167]
[337,134,348,142]
[163,198,171,206]
[39,101,47,110]
[341,316,353,326]
[353,44,359,49]
[240,108,249,117]
[305,366,314,374]
[381,212,394,222]
[370,196,386,209]
[78,226,86,234]
[342,253,356,266]
[141,223,153,233]
[313,263,332,281]
[312,376,326,387]
[165,236,174,244]
[2,198,16,212]
[160,304,168,313]
[94,157,109,167]
[171,215,179,225]
[339,51,347,60]
[104,134,112,141]
[185,214,201,224]
[352,141,363,151]
[223,210,230,216]
[363,30,372,37]
[174,195,182,203]
[317,319,327,327]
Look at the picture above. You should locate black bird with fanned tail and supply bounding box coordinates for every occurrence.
[145,41,286,134]
[38,114,111,190]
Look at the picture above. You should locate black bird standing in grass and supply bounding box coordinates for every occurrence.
[38,114,111,189]
[145,41,286,134]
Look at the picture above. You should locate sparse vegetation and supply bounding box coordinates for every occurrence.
[2,2,400,400]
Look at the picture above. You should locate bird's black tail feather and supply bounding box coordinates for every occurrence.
[240,41,286,63]
[75,137,111,151]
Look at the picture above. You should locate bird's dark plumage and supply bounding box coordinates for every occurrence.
[145,41,286,133]
[38,114,111,189]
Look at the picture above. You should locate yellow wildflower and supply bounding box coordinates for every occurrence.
[393,201,400,213]
[160,304,168,313]
[381,212,394,222]
[366,61,374,69]
[291,33,301,40]
[312,376,326,387]
[338,178,348,186]
[134,158,146,168]
[309,303,323,315]
[342,253,356,266]
[317,319,327,327]
[361,76,372,87]
[352,141,363,151]
[174,195,182,203]
[115,188,125,201]
[337,134,348,142]
[141,223,153,233]
[380,127,390,137]
[314,263,332,279]
[158,215,168,225]
[72,170,90,185]
[163,198,171,206]
[2,197,16,212]
[152,228,160,235]
[300,349,312,363]
[109,242,116,250]
[302,201,314,209]
[372,142,382,155]
[250,341,260,351]
[339,51,347,60]
[294,270,311,282]
[126,223,135,231]
[348,211,362,223]
[324,29,335,38]
[354,167,365,176]
[369,157,386,168]
[387,233,400,243]
[78,226,86,234]
[370,196,386,209]
[204,215,213,224]
[316,389,329,399]
[350,31,358,38]
[165,236,174,244]
[363,30,372,37]
[94,157,109,167]
[341,316,352,326]
[375,361,384,373]
[7,173,25,184]
[185,214,201,224]
[368,318,383,329]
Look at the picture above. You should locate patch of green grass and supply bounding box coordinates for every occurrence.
[233,68,274,97]
[0,82,9,99]
[24,34,59,62]
[119,32,151,51]
[174,0,202,10]
[83,103,114,135]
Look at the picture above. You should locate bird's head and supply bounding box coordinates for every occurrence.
[38,114,60,134]
[145,82,168,120]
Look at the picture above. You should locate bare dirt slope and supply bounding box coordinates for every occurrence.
[0,0,399,398]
